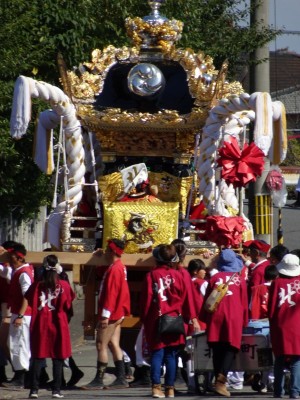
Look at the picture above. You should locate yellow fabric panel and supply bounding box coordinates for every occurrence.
[102,201,179,254]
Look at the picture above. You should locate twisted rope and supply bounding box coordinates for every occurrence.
[198,92,287,215]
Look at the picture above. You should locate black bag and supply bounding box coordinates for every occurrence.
[158,314,185,335]
[151,272,185,336]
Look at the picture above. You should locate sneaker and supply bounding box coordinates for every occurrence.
[227,372,244,390]
[260,386,268,393]
[165,386,175,398]
[29,390,38,399]
[52,393,64,399]
[228,382,243,390]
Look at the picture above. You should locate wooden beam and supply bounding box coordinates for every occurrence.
[0,251,209,267]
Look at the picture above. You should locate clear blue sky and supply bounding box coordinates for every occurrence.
[269,0,300,53]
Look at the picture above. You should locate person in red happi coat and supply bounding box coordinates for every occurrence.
[201,249,248,397]
[83,238,131,390]
[140,244,192,399]
[0,243,34,389]
[187,258,208,330]
[248,264,279,393]
[186,258,208,393]
[242,240,271,299]
[170,240,202,393]
[250,264,279,320]
[25,254,75,399]
[268,254,300,399]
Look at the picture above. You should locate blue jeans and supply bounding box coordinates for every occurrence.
[151,346,179,386]
[290,356,300,397]
[274,355,300,397]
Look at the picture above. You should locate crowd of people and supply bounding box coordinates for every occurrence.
[1,238,300,399]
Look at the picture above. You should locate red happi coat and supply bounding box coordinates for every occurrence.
[192,277,207,331]
[177,267,197,318]
[240,265,249,282]
[249,259,270,289]
[268,275,300,356]
[250,283,270,319]
[25,279,75,359]
[177,266,198,335]
[97,259,130,320]
[202,271,248,350]
[140,264,191,351]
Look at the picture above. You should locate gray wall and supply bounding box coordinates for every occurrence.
[0,206,50,251]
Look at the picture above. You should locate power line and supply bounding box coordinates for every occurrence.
[281,30,300,35]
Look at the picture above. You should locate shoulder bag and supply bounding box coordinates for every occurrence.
[151,272,185,335]
[204,273,237,313]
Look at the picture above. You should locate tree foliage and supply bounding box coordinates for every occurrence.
[0,0,278,221]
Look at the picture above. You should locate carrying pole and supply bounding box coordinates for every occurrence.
[277,207,284,245]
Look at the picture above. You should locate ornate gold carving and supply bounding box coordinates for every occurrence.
[64,18,244,134]
[92,128,195,156]
[148,172,193,217]
[77,104,207,135]
[125,16,183,51]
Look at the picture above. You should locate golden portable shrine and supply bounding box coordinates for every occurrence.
[9,0,287,344]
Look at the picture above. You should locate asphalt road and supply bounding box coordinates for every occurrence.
[247,199,300,250]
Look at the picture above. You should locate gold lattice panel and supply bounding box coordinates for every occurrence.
[102,201,179,254]
[93,129,196,156]
[148,172,193,216]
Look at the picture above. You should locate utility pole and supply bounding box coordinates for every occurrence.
[248,0,272,245]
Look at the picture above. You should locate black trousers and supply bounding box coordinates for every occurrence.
[210,342,238,377]
[31,358,63,391]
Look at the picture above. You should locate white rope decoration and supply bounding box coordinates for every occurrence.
[198,92,287,214]
[10,76,86,248]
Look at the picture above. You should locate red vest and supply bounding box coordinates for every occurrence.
[8,264,34,315]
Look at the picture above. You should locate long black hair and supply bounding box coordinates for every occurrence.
[40,254,60,292]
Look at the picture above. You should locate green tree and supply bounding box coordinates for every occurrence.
[0,0,278,221]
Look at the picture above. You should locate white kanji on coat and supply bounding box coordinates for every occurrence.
[278,284,297,307]
[38,287,61,311]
